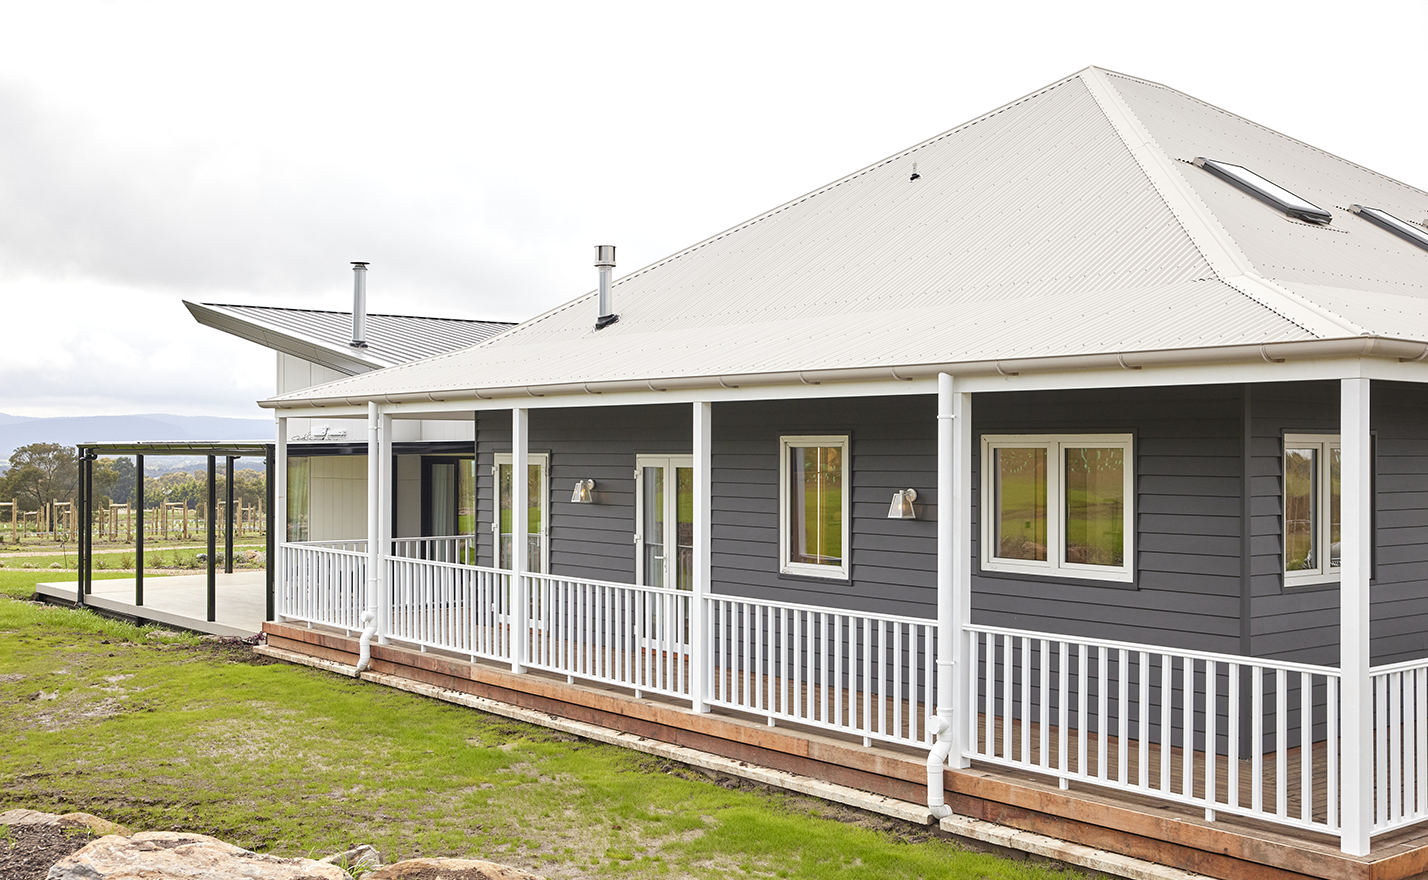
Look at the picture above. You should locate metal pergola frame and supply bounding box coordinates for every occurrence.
[75,440,276,624]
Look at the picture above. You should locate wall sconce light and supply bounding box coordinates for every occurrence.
[887,488,917,520]
[571,479,595,503]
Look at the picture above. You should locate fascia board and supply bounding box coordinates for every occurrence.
[184,301,388,375]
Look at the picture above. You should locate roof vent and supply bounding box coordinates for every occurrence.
[1193,158,1332,225]
[594,245,618,330]
[350,262,370,348]
[1349,205,1428,252]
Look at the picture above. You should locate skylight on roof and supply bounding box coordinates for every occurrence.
[1193,157,1333,225]
[1349,205,1428,252]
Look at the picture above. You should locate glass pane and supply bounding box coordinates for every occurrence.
[431,463,456,537]
[642,466,665,588]
[1064,448,1125,567]
[788,445,842,567]
[994,448,1046,561]
[286,456,310,542]
[527,463,543,574]
[497,463,513,569]
[1329,446,1341,569]
[1285,448,1317,572]
[676,467,693,591]
[457,459,477,537]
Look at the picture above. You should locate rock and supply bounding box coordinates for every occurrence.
[49,561,63,569]
[0,807,130,837]
[367,857,544,880]
[48,831,352,879]
[321,843,382,872]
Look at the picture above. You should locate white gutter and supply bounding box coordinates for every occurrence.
[257,336,1428,411]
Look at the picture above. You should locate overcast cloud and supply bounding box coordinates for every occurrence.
[1,1,1425,419]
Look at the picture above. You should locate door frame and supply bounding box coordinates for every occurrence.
[634,455,693,588]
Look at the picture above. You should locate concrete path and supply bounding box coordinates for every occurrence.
[35,572,268,637]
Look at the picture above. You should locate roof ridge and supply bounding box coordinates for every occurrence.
[1098,69,1428,199]
[1078,68,1365,339]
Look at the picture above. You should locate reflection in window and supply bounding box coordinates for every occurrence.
[994,448,1047,561]
[286,456,310,542]
[1064,447,1125,567]
[780,436,850,579]
[1283,435,1342,584]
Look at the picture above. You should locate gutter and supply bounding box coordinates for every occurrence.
[258,337,1427,411]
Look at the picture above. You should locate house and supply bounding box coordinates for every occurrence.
[253,67,1428,877]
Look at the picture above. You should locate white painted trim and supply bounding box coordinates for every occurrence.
[778,434,852,580]
[980,433,1135,583]
[692,401,712,713]
[494,450,549,575]
[1282,433,1342,587]
[634,455,693,589]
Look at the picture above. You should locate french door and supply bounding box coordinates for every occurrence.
[494,453,548,573]
[634,456,693,590]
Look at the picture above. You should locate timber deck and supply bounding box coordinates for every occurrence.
[262,620,1428,880]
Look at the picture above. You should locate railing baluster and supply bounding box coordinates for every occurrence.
[1040,639,1050,771]
[1118,648,1128,786]
[1301,670,1312,825]
[1058,641,1069,784]
[1252,667,1263,814]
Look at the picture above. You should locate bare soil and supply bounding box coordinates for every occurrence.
[0,825,94,880]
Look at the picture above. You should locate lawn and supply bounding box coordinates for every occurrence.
[0,580,1082,880]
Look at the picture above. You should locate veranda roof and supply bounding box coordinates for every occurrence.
[262,67,1428,409]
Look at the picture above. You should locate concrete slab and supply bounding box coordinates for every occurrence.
[35,572,268,637]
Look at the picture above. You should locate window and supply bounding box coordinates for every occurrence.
[286,455,310,542]
[1283,434,1340,585]
[981,434,1134,582]
[1349,204,1428,252]
[1193,157,1332,224]
[779,436,849,579]
[635,456,694,590]
[494,453,548,573]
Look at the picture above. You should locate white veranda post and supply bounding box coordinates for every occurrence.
[366,403,381,627]
[378,409,393,645]
[691,401,712,713]
[512,407,529,674]
[275,416,288,621]
[935,374,972,768]
[1340,377,1372,855]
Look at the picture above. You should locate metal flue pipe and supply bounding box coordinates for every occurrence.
[351,262,370,348]
[594,246,618,330]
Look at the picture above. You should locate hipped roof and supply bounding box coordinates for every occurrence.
[264,67,1428,408]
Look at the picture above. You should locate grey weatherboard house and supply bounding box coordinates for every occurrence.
[257,67,1428,859]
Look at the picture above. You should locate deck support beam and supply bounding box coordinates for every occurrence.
[512,407,529,674]
[691,401,712,713]
[1340,377,1372,856]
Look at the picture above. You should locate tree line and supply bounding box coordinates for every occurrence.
[1,443,267,514]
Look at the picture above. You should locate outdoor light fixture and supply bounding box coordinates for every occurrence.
[571,479,595,503]
[887,489,917,520]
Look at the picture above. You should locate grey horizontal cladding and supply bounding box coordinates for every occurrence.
[1139,512,1240,538]
[1137,532,1240,557]
[1137,551,1241,579]
[1138,454,1241,478]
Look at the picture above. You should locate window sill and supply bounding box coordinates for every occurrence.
[778,566,851,584]
[976,566,1139,591]
[981,559,1133,585]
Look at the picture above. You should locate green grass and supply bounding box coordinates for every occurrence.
[0,545,266,574]
[0,570,142,601]
[0,599,1083,880]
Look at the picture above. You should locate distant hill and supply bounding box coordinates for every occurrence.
[0,413,274,463]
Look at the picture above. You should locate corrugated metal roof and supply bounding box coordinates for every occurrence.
[268,68,1427,407]
[188,302,514,374]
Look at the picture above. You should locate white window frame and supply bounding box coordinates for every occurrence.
[493,452,549,573]
[779,435,851,580]
[980,433,1135,583]
[1282,434,1340,587]
[634,455,694,589]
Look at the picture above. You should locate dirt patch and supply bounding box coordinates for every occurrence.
[169,636,279,666]
[0,825,94,880]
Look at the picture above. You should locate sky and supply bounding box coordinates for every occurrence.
[1,1,1425,420]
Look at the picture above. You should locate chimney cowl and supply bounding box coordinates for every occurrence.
[594,245,618,330]
[350,262,369,348]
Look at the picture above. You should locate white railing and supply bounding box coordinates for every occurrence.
[1370,657,1428,834]
[966,623,1341,835]
[295,538,368,553]
[280,542,366,631]
[385,556,513,661]
[524,573,691,699]
[705,595,936,748]
[390,535,476,564]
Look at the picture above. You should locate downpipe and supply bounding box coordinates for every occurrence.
[926,715,954,819]
[354,609,378,674]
